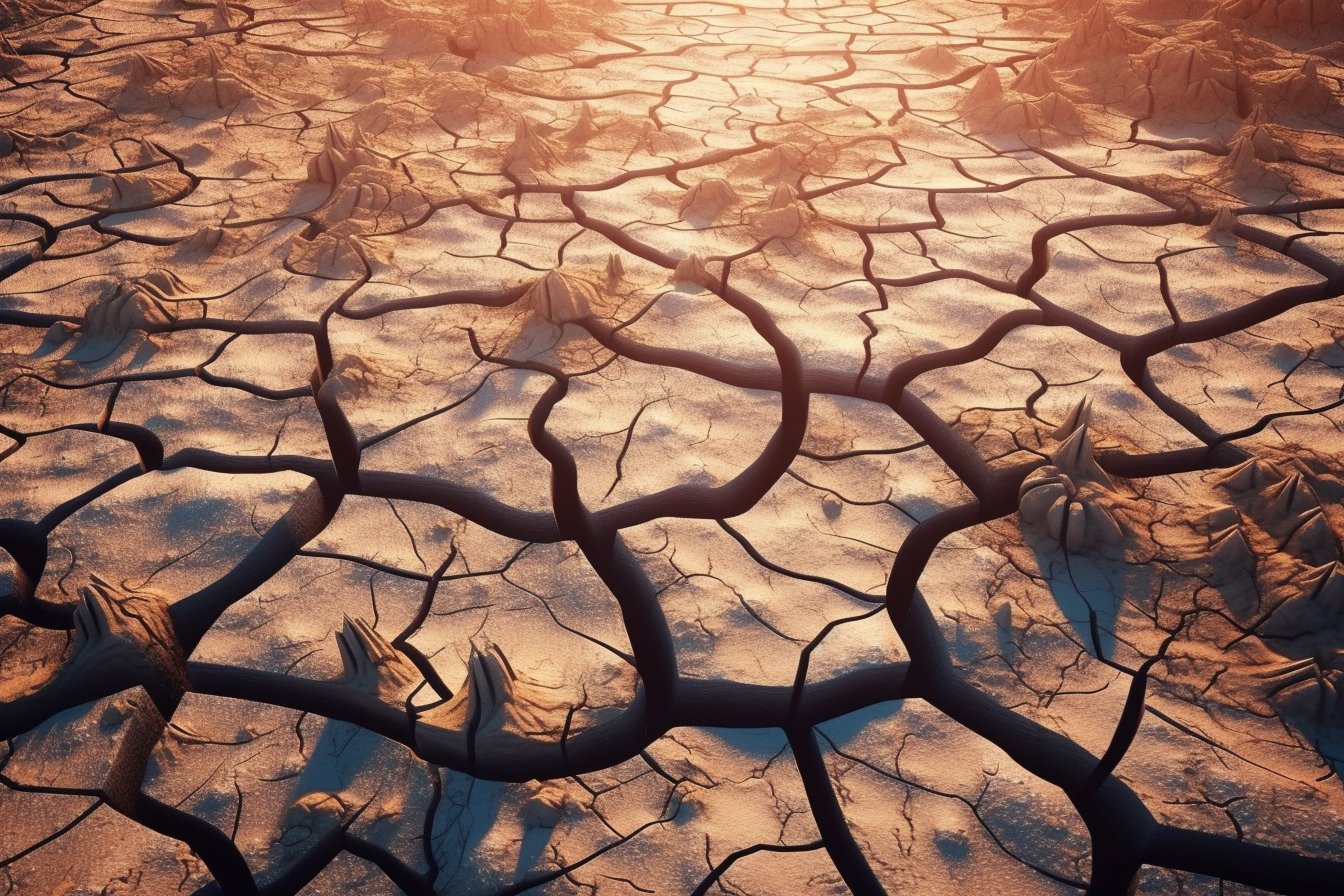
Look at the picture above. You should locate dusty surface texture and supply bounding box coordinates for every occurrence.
[2,0,1344,893]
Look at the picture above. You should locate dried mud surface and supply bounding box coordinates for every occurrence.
[2,0,1344,893]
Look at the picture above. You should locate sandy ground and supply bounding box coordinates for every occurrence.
[2,0,1344,893]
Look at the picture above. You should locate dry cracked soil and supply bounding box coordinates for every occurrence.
[2,0,1344,894]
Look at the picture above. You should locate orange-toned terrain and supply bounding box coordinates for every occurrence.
[2,0,1343,893]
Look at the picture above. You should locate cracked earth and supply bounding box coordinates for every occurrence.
[2,0,1344,893]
